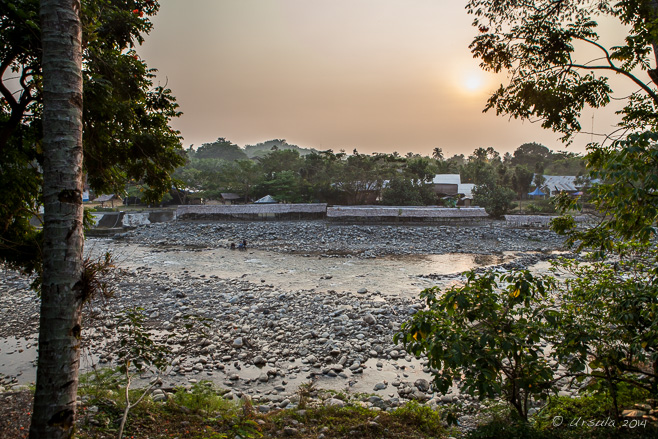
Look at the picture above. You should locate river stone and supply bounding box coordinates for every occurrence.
[414,379,430,392]
[283,426,299,436]
[232,337,244,348]
[411,389,431,402]
[200,343,215,353]
[363,314,377,325]
[357,288,368,294]
[367,396,383,405]
[325,398,345,408]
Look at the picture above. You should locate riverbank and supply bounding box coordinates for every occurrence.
[0,220,569,430]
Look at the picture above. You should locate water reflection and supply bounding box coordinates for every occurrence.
[86,242,513,299]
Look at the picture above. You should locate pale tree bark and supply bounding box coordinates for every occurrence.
[30,1,85,438]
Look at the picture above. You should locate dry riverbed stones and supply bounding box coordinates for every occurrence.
[0,220,568,415]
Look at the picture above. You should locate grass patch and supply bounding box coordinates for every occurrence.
[260,402,447,438]
[77,379,261,439]
[75,376,450,439]
[170,381,235,416]
[467,385,658,439]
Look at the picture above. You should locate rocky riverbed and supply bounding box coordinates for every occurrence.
[1,220,569,421]
[116,220,565,256]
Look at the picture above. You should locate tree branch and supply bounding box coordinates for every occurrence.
[572,36,658,105]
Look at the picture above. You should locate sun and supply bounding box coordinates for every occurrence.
[463,71,484,92]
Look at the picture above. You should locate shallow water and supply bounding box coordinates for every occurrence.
[1,241,519,390]
[0,335,37,382]
[86,241,513,298]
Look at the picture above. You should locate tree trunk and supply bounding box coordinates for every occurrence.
[29,1,84,438]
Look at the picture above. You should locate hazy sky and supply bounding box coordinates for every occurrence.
[138,0,631,157]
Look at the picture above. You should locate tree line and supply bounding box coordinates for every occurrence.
[173,138,585,213]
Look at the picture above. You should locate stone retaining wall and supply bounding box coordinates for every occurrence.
[504,214,595,228]
[176,204,328,221]
[327,206,489,225]
[94,212,124,228]
[176,204,491,224]
[91,210,176,229]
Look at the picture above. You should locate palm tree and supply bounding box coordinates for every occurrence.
[30,1,85,438]
[432,147,444,161]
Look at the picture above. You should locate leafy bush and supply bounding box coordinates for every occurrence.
[171,381,236,416]
[473,182,517,218]
[549,251,658,416]
[381,177,436,206]
[79,367,126,401]
[533,389,658,439]
[526,200,556,213]
[396,270,558,420]
[467,417,558,439]
[389,401,445,435]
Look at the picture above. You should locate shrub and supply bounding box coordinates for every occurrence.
[171,381,236,416]
[396,270,558,420]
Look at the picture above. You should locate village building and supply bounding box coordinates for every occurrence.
[534,175,595,197]
[94,194,122,208]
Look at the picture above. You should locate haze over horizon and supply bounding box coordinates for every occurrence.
[138,0,630,158]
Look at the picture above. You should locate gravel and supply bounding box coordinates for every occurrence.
[116,220,565,257]
[0,219,569,413]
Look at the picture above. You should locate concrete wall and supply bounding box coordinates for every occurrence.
[90,210,175,230]
[148,210,176,223]
[176,204,328,221]
[327,206,488,218]
[327,206,489,225]
[122,212,151,227]
[92,205,491,228]
[94,212,124,228]
[504,214,595,228]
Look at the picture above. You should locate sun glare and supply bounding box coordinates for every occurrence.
[463,72,484,92]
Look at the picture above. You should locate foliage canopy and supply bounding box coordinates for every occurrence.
[396,0,658,423]
[467,0,658,143]
[1,0,185,273]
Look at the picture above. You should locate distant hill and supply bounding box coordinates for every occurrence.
[190,138,248,161]
[244,139,316,158]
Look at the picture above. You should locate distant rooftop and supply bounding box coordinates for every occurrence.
[432,174,461,185]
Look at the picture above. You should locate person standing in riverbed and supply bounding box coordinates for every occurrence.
[238,239,247,250]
